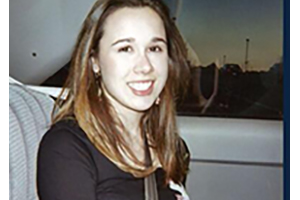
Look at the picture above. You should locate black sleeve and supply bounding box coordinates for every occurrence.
[37,126,97,200]
[180,138,190,187]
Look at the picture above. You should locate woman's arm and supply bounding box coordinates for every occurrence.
[37,126,97,200]
[172,138,191,200]
[182,139,190,187]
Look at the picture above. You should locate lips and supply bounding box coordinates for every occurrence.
[127,80,155,96]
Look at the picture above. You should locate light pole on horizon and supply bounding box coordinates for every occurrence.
[223,55,227,66]
[244,38,250,71]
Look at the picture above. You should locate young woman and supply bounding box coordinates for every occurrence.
[37,0,191,199]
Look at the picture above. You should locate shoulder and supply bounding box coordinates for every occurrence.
[178,138,190,186]
[37,121,98,200]
[180,138,189,153]
[41,119,82,146]
[178,138,190,171]
[38,119,91,159]
[178,137,190,158]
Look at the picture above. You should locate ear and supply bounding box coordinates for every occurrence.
[91,57,100,74]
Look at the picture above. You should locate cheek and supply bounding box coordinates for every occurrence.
[100,60,120,89]
[153,57,169,80]
[149,52,168,68]
[100,55,129,80]
[161,62,169,78]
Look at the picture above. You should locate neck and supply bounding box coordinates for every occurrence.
[117,108,142,137]
[103,90,143,138]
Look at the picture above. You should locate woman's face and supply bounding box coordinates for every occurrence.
[97,7,169,114]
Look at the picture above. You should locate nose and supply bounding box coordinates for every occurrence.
[133,53,153,74]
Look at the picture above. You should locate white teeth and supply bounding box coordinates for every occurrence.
[128,81,152,91]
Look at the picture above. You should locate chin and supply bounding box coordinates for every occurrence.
[130,100,155,112]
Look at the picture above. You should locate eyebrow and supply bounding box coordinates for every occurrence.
[112,38,135,46]
[151,37,167,44]
[111,37,167,46]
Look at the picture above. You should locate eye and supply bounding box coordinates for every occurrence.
[149,46,163,52]
[118,46,133,52]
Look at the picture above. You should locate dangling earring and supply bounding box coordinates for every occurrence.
[98,88,102,97]
[94,70,102,97]
[155,97,160,105]
[91,57,102,97]
[94,65,102,97]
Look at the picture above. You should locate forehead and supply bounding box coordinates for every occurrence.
[101,7,166,41]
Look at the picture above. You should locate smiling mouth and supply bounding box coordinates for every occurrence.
[127,80,155,96]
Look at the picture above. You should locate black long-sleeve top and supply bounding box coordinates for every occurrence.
[37,120,180,200]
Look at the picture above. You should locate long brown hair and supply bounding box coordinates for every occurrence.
[53,0,190,184]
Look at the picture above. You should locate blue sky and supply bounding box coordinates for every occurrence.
[164,0,283,71]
